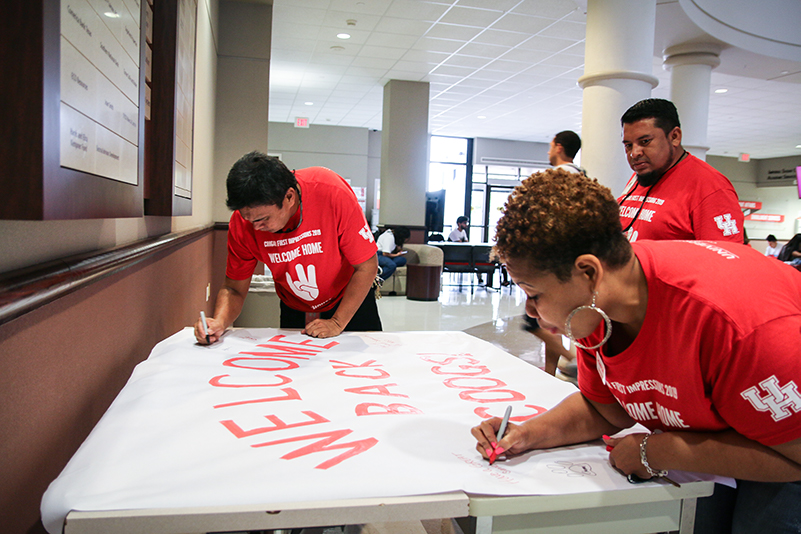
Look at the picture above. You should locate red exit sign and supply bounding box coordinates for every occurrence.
[295,117,309,128]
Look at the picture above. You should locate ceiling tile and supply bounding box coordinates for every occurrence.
[374,17,434,36]
[384,0,451,21]
[518,35,578,52]
[438,6,505,28]
[358,45,408,60]
[321,11,381,31]
[538,20,586,41]
[411,36,466,53]
[364,32,420,49]
[426,23,483,41]
[267,0,801,158]
[457,41,513,59]
[510,0,579,19]
[327,0,392,16]
[491,13,553,34]
[472,29,531,47]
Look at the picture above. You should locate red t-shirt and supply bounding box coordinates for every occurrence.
[226,167,377,313]
[578,240,801,447]
[618,154,744,243]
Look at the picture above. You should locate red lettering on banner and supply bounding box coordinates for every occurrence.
[329,359,390,380]
[263,335,339,351]
[355,403,422,416]
[431,365,490,376]
[459,389,525,403]
[420,354,481,365]
[209,374,292,388]
[213,387,301,409]
[240,351,310,360]
[223,357,301,371]
[344,383,409,398]
[220,410,329,438]
[475,405,546,421]
[420,353,528,407]
[443,376,507,390]
[252,429,378,469]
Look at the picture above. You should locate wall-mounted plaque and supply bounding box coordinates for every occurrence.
[0,1,146,220]
[144,0,197,216]
[0,0,197,221]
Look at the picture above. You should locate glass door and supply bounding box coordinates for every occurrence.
[486,186,515,243]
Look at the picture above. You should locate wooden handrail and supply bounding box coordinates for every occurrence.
[0,226,214,326]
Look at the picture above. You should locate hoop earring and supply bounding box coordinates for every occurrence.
[565,291,612,350]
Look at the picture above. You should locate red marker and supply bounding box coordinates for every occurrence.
[488,405,512,465]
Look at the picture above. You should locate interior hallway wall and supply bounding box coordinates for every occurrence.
[0,0,220,531]
[212,0,272,224]
[709,155,801,240]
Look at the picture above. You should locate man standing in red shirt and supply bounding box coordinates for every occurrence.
[618,99,744,243]
[196,152,381,341]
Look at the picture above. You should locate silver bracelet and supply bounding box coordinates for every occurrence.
[639,433,668,478]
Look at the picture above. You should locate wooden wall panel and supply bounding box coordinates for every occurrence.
[0,231,216,533]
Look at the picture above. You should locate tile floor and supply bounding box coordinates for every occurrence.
[376,278,527,333]
[376,278,550,372]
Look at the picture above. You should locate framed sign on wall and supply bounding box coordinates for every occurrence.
[0,0,197,221]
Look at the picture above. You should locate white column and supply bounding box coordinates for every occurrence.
[663,43,721,160]
[379,80,429,227]
[578,0,658,194]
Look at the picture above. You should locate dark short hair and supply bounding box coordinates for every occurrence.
[767,234,777,241]
[621,98,681,137]
[226,151,298,211]
[456,216,468,224]
[493,168,631,281]
[394,226,411,246]
[553,130,581,159]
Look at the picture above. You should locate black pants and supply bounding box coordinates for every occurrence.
[279,290,382,331]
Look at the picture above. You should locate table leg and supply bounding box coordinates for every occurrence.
[678,497,697,534]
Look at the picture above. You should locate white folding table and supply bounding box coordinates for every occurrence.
[43,329,715,534]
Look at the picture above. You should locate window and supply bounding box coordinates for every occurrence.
[429,136,472,240]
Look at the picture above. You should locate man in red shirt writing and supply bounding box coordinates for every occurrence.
[196,152,381,341]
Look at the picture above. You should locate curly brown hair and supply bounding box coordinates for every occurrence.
[493,168,631,281]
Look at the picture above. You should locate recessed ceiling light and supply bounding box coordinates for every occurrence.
[330,45,345,51]
[104,11,120,18]
[305,102,314,106]
[781,71,790,75]
[337,33,351,39]
[796,144,801,149]
[714,88,728,94]
[477,115,486,119]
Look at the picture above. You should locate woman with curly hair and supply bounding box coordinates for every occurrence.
[471,168,801,533]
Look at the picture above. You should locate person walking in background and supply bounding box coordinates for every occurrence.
[548,130,586,175]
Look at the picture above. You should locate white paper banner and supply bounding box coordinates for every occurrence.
[41,328,702,533]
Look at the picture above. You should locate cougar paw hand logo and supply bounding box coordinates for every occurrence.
[286,264,319,301]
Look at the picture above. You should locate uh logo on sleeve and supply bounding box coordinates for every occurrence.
[741,375,801,422]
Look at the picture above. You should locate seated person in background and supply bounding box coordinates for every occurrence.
[765,234,781,259]
[473,168,801,533]
[779,233,801,266]
[376,226,410,281]
[448,216,469,242]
